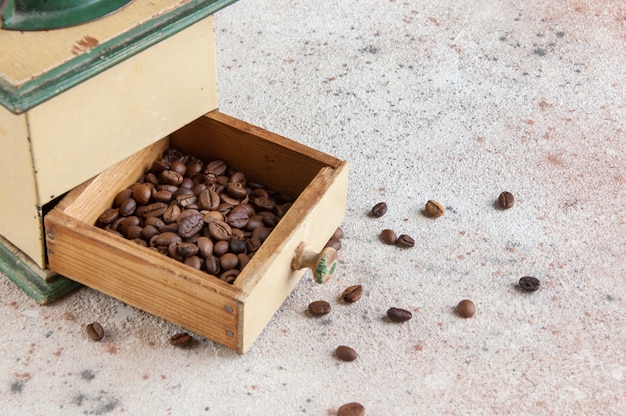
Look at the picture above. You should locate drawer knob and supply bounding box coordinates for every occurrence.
[292,242,338,284]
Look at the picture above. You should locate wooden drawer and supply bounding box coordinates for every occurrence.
[44,111,348,353]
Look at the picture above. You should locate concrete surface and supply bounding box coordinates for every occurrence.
[1,0,625,414]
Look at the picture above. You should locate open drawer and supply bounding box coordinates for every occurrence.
[44,111,348,353]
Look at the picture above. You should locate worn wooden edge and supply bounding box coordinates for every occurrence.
[237,161,349,353]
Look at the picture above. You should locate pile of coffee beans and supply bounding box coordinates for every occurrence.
[96,148,293,284]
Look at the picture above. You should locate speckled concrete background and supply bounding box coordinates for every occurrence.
[1,1,625,414]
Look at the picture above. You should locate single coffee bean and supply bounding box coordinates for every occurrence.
[424,200,445,217]
[204,160,227,176]
[308,300,331,316]
[97,208,119,226]
[337,402,365,416]
[176,193,197,208]
[198,188,221,210]
[208,220,232,241]
[226,209,249,229]
[177,210,204,238]
[253,196,276,211]
[237,253,250,269]
[371,202,387,217]
[125,225,143,240]
[456,299,476,318]
[498,191,515,209]
[213,240,230,256]
[519,276,540,292]
[325,238,342,251]
[86,322,104,341]
[227,182,248,199]
[185,159,203,178]
[220,253,239,270]
[220,268,239,283]
[387,307,412,322]
[196,237,214,257]
[170,160,187,176]
[380,229,397,245]
[150,231,182,248]
[204,254,220,274]
[396,234,415,248]
[335,345,358,362]
[133,183,152,205]
[251,226,271,242]
[184,256,202,269]
[229,238,247,254]
[161,170,183,186]
[162,204,181,223]
[118,197,137,216]
[142,202,168,218]
[169,332,193,347]
[342,285,363,303]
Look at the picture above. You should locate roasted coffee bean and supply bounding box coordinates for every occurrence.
[163,205,181,223]
[176,193,197,208]
[114,188,133,207]
[396,234,415,248]
[213,240,230,256]
[119,216,140,235]
[227,182,248,199]
[184,256,202,269]
[220,253,239,270]
[246,237,262,253]
[220,192,242,206]
[456,299,476,318]
[335,345,358,362]
[226,209,249,229]
[144,172,159,185]
[177,242,199,257]
[424,200,445,218]
[118,197,137,216]
[380,229,397,245]
[150,232,181,248]
[204,254,220,274]
[371,202,387,217]
[260,212,279,227]
[144,216,165,228]
[86,322,104,341]
[229,239,247,254]
[519,276,540,292]
[170,160,187,176]
[253,196,276,211]
[125,225,143,240]
[325,238,342,251]
[230,171,246,184]
[142,202,168,218]
[237,253,250,269]
[498,191,515,209]
[208,220,232,241]
[337,402,365,416]
[387,307,412,322]
[151,159,170,174]
[196,237,214,257]
[252,226,271,242]
[198,188,220,210]
[177,210,204,238]
[332,227,344,240]
[308,300,331,316]
[161,170,183,186]
[220,269,239,283]
[245,216,264,231]
[157,184,178,193]
[152,190,173,203]
[169,332,193,347]
[141,225,158,240]
[204,160,227,176]
[133,183,152,205]
[342,285,363,303]
[97,208,119,226]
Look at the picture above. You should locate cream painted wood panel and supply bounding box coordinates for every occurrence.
[29,16,218,205]
[0,106,44,266]
[0,0,195,87]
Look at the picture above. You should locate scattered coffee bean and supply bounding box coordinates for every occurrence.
[380,229,397,245]
[519,276,540,292]
[335,345,358,362]
[325,238,342,251]
[387,307,412,322]
[371,202,387,217]
[86,322,104,341]
[337,402,365,416]
[424,200,445,218]
[342,285,363,303]
[308,300,331,316]
[456,299,476,318]
[169,332,193,347]
[332,227,344,240]
[396,234,415,248]
[498,191,515,209]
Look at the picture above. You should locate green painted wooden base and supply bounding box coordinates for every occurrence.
[0,238,81,305]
